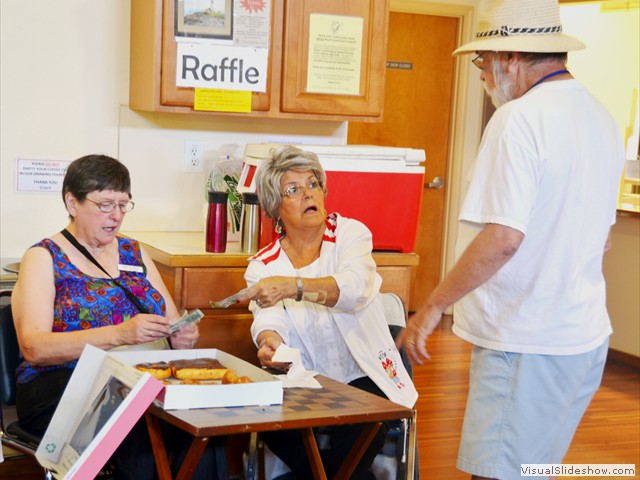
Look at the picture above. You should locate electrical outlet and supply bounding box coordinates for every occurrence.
[184,141,204,172]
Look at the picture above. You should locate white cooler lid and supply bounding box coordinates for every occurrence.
[243,143,426,167]
[239,143,425,192]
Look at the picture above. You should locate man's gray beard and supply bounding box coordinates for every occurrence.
[485,60,518,108]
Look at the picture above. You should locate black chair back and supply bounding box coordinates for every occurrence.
[0,302,20,406]
[0,293,56,478]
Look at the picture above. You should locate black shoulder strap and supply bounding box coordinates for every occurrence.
[60,229,150,314]
[60,229,109,276]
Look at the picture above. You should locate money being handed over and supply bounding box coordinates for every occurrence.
[210,287,250,309]
[168,309,204,335]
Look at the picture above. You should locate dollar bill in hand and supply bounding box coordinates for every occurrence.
[210,287,250,309]
[168,309,204,335]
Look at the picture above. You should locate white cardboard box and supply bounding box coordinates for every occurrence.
[36,345,164,480]
[35,346,282,478]
[108,348,283,410]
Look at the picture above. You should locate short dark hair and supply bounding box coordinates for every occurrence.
[62,154,131,205]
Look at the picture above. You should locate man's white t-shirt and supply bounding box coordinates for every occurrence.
[452,79,625,355]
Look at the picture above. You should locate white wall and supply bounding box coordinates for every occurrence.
[560,3,640,357]
[561,3,639,147]
[0,1,128,259]
[0,0,347,259]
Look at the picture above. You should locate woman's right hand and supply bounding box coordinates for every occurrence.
[256,333,290,372]
[119,313,171,346]
[239,276,298,309]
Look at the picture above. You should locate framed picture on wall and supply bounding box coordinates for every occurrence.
[175,0,233,40]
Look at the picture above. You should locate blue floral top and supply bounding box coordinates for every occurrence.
[16,236,166,383]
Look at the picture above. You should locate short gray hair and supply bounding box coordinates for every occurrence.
[518,51,567,65]
[255,145,327,219]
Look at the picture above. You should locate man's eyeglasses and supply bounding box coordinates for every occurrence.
[85,198,135,213]
[471,52,490,70]
[281,180,323,199]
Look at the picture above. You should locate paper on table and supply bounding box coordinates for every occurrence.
[271,344,322,389]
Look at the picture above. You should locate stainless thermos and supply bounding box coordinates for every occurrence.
[240,192,261,254]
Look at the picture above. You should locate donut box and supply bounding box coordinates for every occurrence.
[37,345,166,479]
[109,348,283,410]
[35,346,283,479]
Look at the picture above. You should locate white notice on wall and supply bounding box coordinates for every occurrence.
[233,0,271,48]
[16,158,71,193]
[306,14,363,96]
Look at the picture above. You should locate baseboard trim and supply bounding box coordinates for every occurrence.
[607,348,640,370]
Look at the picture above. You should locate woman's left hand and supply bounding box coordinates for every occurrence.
[169,323,199,349]
[257,334,291,372]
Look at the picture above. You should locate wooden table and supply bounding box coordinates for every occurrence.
[145,375,417,480]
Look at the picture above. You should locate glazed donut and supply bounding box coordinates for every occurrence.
[169,358,228,380]
[135,361,172,380]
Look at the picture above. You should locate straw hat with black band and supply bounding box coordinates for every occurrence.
[453,0,585,55]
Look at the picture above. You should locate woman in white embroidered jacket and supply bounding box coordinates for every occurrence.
[238,145,417,479]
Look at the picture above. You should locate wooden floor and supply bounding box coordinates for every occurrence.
[414,317,640,479]
[2,318,638,479]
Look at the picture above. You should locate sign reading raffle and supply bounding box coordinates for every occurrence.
[176,43,268,92]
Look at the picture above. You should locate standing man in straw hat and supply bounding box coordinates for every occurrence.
[399,0,625,478]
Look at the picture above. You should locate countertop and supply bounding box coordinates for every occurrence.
[1,257,20,289]
[123,231,419,268]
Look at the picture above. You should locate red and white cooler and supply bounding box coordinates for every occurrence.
[240,144,425,253]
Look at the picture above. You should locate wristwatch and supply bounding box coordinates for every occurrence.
[295,276,304,302]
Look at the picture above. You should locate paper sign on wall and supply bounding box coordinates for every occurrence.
[194,88,252,112]
[16,158,71,193]
[306,14,363,96]
[176,43,268,92]
[234,0,271,47]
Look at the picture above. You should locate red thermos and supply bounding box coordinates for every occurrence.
[205,191,228,253]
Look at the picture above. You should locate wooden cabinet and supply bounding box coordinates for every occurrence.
[129,0,389,121]
[129,232,418,366]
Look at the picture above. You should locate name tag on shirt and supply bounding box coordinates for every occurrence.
[118,264,144,273]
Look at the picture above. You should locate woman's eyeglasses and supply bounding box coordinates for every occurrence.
[281,180,322,199]
[85,198,135,213]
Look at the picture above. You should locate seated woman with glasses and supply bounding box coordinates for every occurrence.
[11,154,222,479]
[237,145,418,479]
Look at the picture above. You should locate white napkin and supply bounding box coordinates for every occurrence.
[271,344,322,389]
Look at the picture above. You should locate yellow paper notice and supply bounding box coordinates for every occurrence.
[306,14,363,96]
[194,89,252,112]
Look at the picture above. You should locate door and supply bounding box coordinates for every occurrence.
[347,11,458,312]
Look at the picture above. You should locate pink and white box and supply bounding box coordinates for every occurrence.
[36,345,164,479]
